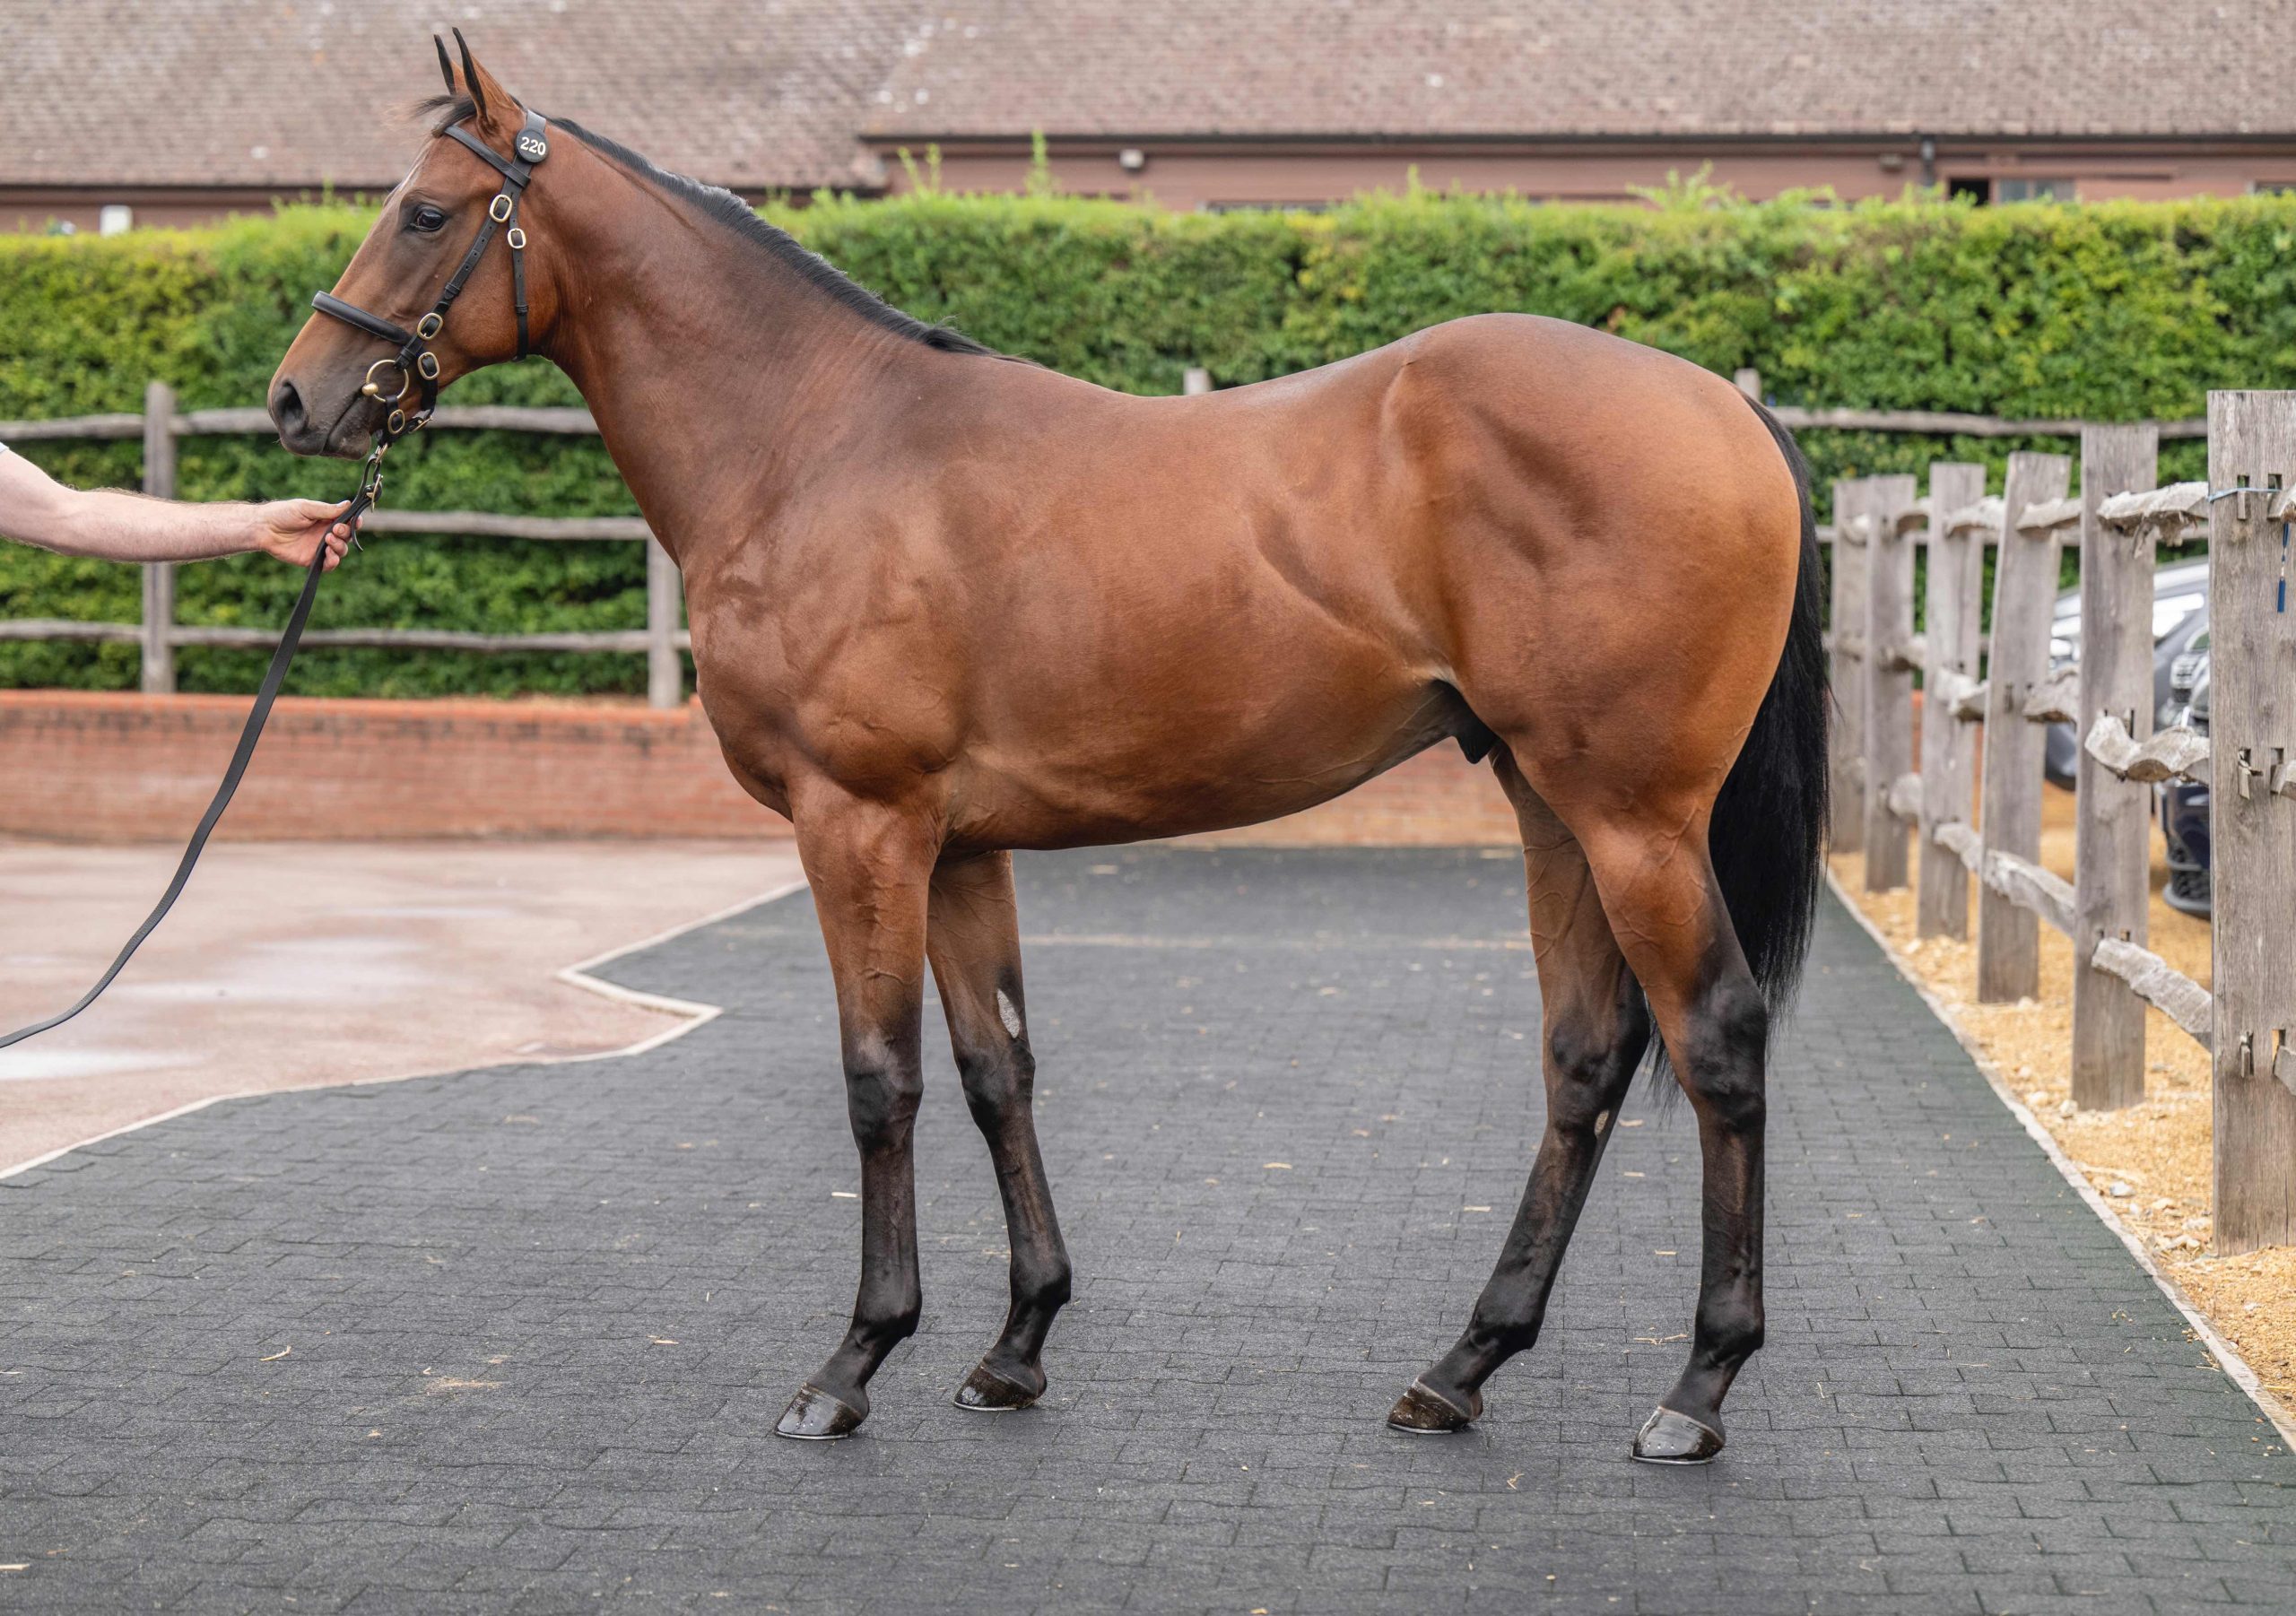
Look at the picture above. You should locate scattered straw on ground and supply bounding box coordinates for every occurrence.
[1831,786,2296,1422]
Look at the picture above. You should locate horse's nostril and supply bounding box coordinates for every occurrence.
[271,378,307,434]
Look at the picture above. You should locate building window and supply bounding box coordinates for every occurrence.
[1947,176,1990,204]
[2255,181,2296,195]
[98,204,134,236]
[1996,178,2074,204]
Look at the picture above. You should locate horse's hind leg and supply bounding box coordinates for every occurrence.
[1390,757,1652,1432]
[1573,812,1769,1464]
[925,850,1072,1411]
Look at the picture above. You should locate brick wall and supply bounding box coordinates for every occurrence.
[0,692,1517,847]
[0,692,776,842]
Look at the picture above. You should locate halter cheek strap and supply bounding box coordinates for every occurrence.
[308,108,550,447]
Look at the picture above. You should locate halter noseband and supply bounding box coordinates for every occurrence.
[310,108,551,446]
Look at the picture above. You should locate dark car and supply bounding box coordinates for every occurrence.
[2158,635,2210,917]
[2042,558,2211,791]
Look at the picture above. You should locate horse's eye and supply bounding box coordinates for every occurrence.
[408,204,448,234]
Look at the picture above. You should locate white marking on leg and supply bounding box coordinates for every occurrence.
[1595,1110,1613,1134]
[996,988,1023,1039]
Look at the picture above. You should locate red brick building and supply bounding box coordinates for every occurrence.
[6,0,2294,231]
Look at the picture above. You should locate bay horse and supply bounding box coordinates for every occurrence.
[269,41,1827,1464]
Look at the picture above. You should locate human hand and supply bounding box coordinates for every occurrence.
[251,498,358,569]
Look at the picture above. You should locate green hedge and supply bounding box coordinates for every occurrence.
[8,187,2296,694]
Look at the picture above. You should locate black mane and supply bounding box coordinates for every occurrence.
[408,93,1006,360]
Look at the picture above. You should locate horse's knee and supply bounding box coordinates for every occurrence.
[1674,972,1767,1132]
[956,1033,1034,1129]
[844,1046,924,1153]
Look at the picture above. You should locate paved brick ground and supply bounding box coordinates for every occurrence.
[3,847,2291,1614]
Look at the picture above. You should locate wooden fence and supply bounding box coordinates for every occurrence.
[0,382,689,707]
[1818,392,2296,1254]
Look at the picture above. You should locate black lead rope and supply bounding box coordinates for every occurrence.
[0,456,383,1053]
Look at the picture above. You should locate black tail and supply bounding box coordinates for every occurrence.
[1714,398,1831,1021]
[1634,399,1827,1092]
[1627,398,1829,1093]
[1636,398,1828,1090]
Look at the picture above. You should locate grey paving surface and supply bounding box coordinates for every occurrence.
[2,847,2291,1615]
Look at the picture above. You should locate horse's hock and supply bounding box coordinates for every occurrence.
[0,689,1517,846]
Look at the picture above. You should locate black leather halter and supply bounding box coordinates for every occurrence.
[310,108,551,446]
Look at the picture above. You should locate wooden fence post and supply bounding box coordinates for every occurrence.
[1975,450,2071,1003]
[1827,478,1868,854]
[645,536,683,709]
[1181,367,1213,396]
[2205,391,2296,1252]
[2069,423,2160,1110]
[1863,474,1918,890]
[1918,463,1987,937]
[140,381,177,694]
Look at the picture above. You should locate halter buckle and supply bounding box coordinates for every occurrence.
[387,408,407,436]
[415,312,443,340]
[360,356,411,403]
[489,194,515,222]
[506,226,526,251]
[416,352,440,380]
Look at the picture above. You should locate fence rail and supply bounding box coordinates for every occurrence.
[2,384,687,705]
[1820,394,2296,1254]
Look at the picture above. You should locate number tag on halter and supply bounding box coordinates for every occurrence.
[516,129,549,163]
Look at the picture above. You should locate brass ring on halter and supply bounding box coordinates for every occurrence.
[415,312,444,340]
[489,194,514,222]
[360,356,410,403]
[416,352,440,379]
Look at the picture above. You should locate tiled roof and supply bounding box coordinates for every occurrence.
[5,1,2292,195]
[864,1,2296,142]
[0,0,925,191]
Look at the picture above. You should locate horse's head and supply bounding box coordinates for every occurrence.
[270,34,552,456]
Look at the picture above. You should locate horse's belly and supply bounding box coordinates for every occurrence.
[945,676,1474,851]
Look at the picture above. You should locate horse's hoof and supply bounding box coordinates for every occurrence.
[952,1360,1043,1412]
[774,1382,867,1441]
[1631,1405,1724,1464]
[1386,1378,1480,1433]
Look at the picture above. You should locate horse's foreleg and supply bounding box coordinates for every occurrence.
[775,797,938,1441]
[926,850,1072,1412]
[1578,817,1768,1465]
[1390,766,1650,1432]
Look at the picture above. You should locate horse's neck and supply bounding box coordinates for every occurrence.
[542,180,921,569]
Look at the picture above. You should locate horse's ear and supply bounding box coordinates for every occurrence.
[434,34,456,94]
[449,28,518,135]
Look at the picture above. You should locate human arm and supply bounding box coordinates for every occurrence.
[0,447,352,568]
